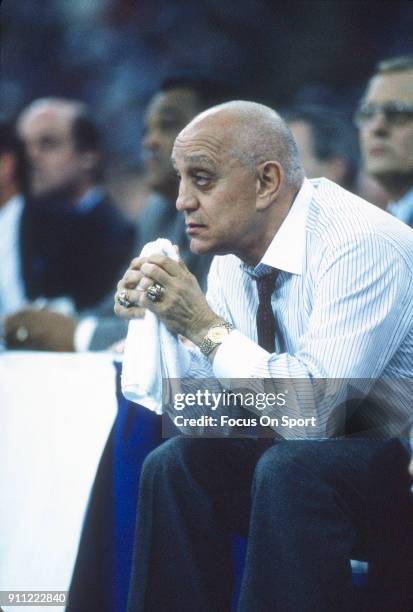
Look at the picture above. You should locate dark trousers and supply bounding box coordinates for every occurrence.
[127,437,413,612]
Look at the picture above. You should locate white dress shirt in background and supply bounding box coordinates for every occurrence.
[0,194,26,316]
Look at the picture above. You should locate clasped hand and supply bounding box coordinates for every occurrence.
[114,254,218,344]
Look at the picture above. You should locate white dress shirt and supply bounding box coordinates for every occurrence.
[168,178,413,438]
[0,194,27,316]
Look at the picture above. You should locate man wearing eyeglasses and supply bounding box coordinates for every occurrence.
[356,55,413,225]
[357,54,413,543]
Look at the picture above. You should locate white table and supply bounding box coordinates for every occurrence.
[0,352,117,611]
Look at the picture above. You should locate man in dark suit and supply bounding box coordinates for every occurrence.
[5,98,135,349]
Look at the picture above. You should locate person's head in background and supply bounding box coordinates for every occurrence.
[283,106,358,192]
[356,55,413,202]
[0,121,28,208]
[142,75,234,201]
[17,98,103,203]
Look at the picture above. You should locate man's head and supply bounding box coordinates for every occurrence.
[0,121,27,207]
[17,98,102,200]
[142,77,233,200]
[284,106,358,190]
[356,55,413,200]
[172,100,304,266]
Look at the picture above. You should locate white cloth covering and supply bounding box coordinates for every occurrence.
[0,352,117,612]
[121,238,190,414]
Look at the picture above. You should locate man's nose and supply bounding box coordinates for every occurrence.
[365,110,391,136]
[142,129,159,151]
[176,182,198,211]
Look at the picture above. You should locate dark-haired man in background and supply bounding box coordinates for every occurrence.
[284,105,359,191]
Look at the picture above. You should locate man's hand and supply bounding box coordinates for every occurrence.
[5,309,77,351]
[114,254,219,344]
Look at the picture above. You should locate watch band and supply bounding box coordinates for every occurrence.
[199,321,234,356]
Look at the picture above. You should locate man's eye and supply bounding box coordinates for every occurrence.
[194,174,209,186]
[40,139,61,151]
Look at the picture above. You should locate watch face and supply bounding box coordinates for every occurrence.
[208,326,229,342]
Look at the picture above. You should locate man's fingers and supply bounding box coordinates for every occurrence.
[145,254,183,276]
[129,256,148,270]
[123,269,143,288]
[137,276,154,292]
[116,287,142,306]
[113,303,144,319]
[139,262,174,287]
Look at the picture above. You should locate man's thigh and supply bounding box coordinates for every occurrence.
[149,436,267,533]
[253,438,411,552]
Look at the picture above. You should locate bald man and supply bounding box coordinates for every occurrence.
[117,101,413,612]
[4,98,134,349]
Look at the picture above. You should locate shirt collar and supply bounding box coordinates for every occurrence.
[0,193,24,223]
[76,187,105,213]
[242,178,313,278]
[387,186,413,224]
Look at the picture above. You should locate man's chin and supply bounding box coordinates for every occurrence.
[189,238,213,256]
[189,238,229,258]
[368,167,413,195]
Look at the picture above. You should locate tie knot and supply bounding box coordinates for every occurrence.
[256,271,278,302]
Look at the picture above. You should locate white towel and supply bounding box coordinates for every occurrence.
[121,238,190,414]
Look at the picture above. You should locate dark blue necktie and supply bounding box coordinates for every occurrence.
[256,270,279,352]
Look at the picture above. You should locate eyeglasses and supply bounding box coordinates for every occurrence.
[354,102,413,128]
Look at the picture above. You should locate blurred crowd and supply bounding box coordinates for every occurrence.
[2,49,413,352]
[1,0,413,353]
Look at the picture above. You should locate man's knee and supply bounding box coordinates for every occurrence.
[140,437,190,485]
[255,440,305,474]
[253,440,331,491]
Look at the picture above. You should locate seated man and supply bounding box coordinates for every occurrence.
[116,101,413,611]
[4,97,135,349]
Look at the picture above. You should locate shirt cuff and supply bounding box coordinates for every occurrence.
[212,329,268,378]
[74,317,98,352]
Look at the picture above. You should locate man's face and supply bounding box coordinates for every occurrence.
[142,88,200,197]
[172,115,260,264]
[358,70,413,185]
[18,104,86,198]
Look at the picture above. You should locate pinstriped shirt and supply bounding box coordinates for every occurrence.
[175,178,413,438]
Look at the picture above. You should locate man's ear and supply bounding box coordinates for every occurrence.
[256,160,283,211]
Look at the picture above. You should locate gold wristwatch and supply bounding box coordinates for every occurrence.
[199,320,234,356]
